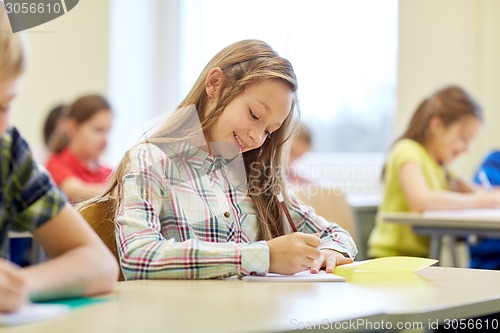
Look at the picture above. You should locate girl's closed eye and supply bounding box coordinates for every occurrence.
[249,109,271,138]
[249,109,259,120]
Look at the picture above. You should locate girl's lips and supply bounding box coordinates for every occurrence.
[233,132,247,150]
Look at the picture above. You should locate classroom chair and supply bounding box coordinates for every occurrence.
[79,197,124,281]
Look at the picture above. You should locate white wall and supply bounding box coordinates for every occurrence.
[10,0,109,152]
[10,0,500,178]
[108,0,180,165]
[397,0,500,178]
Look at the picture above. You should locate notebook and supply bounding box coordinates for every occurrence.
[333,256,438,281]
[241,270,346,282]
[0,303,70,326]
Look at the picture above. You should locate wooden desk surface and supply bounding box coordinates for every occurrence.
[347,194,380,211]
[382,210,500,230]
[4,267,500,333]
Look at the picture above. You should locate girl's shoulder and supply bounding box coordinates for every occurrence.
[392,138,423,152]
[127,141,194,170]
[46,148,73,164]
[127,142,170,168]
[129,141,179,157]
[388,139,431,167]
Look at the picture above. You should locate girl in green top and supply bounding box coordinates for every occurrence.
[368,86,500,258]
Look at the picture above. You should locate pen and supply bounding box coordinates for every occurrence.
[276,192,297,232]
[478,169,492,190]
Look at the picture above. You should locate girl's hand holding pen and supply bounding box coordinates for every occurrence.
[0,259,28,313]
[267,232,321,275]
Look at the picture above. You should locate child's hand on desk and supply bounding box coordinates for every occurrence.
[474,191,500,208]
[0,259,28,313]
[310,250,353,274]
[267,232,321,275]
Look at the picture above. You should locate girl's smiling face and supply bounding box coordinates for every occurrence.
[205,79,294,156]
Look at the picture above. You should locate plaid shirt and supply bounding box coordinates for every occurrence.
[0,127,66,259]
[117,141,357,280]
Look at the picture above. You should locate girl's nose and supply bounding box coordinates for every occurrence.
[249,130,265,147]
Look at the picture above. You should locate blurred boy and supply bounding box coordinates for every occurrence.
[0,6,117,313]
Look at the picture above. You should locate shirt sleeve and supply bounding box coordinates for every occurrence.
[391,139,425,172]
[116,144,269,280]
[5,127,67,232]
[285,191,358,259]
[46,153,75,185]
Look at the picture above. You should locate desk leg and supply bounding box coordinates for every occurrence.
[430,235,441,263]
[448,236,458,267]
[352,209,377,260]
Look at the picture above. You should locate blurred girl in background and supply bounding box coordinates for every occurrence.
[368,86,500,259]
[46,95,113,203]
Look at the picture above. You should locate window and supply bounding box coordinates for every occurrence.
[109,0,397,195]
[179,0,398,153]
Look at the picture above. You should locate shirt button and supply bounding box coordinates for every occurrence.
[224,212,230,218]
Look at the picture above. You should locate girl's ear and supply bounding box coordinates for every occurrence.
[429,115,443,133]
[66,118,77,138]
[205,67,225,98]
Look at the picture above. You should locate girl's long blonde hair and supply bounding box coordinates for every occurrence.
[82,39,299,240]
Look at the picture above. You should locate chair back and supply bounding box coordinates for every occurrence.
[79,198,124,281]
[295,187,357,240]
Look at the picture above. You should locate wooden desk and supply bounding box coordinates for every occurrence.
[347,195,380,212]
[4,267,500,333]
[382,210,500,262]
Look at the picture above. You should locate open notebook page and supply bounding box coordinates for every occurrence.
[0,303,70,326]
[241,270,346,282]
